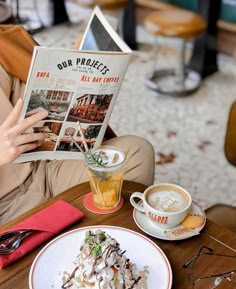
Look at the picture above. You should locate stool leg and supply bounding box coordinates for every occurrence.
[177,40,186,90]
[145,37,201,96]
[152,36,159,74]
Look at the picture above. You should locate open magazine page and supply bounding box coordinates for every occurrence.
[15,8,132,163]
[79,6,132,53]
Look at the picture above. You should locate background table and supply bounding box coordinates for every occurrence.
[0,180,235,289]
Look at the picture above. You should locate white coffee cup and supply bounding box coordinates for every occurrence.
[130,183,192,229]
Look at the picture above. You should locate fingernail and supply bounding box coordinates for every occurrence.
[40,110,48,116]
[17,98,23,105]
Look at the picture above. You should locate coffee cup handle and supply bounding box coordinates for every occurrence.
[130,192,145,213]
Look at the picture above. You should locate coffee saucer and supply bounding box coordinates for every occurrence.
[133,201,206,241]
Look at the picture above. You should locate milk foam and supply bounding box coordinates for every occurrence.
[148,189,189,212]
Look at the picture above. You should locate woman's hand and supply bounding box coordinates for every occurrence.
[0,98,48,166]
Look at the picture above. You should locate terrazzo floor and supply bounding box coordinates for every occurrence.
[18,1,236,210]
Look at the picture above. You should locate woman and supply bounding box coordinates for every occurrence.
[0,25,155,224]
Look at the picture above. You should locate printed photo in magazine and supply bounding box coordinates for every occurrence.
[15,6,132,163]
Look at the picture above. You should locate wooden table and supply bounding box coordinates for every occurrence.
[0,181,235,289]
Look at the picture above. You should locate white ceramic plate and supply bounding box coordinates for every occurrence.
[29,225,172,289]
[133,201,206,241]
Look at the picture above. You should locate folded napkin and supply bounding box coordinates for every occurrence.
[0,200,84,269]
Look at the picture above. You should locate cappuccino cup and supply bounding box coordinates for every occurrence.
[130,183,192,229]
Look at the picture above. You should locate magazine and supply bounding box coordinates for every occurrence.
[15,7,132,163]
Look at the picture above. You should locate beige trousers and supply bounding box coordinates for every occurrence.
[0,135,155,224]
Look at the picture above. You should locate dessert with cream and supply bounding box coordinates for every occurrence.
[62,229,148,289]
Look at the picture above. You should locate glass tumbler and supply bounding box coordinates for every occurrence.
[87,145,125,210]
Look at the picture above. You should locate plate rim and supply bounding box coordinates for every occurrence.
[29,225,172,289]
[133,200,206,241]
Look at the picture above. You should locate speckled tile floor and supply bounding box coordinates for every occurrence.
[19,1,236,210]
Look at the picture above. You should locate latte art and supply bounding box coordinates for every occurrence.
[147,189,189,212]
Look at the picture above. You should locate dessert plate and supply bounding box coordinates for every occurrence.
[29,225,172,289]
[133,201,206,241]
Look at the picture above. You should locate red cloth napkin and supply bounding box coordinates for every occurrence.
[0,200,84,269]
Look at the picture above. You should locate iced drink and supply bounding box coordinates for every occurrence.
[87,146,125,209]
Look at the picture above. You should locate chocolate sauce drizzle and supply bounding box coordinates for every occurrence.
[62,266,78,288]
[61,230,146,289]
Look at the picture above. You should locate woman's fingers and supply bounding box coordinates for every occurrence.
[0,130,48,166]
[2,98,48,136]
[7,109,48,136]
[1,98,24,130]
[15,132,48,146]
[2,141,43,164]
[0,98,49,166]
[15,142,44,155]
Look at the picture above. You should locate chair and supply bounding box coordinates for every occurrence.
[205,204,236,233]
[143,9,206,96]
[224,101,236,167]
[205,102,236,232]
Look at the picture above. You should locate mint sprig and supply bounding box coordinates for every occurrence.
[92,244,102,256]
[85,150,108,167]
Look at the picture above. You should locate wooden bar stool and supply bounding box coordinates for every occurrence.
[144,9,207,96]
[76,0,129,10]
